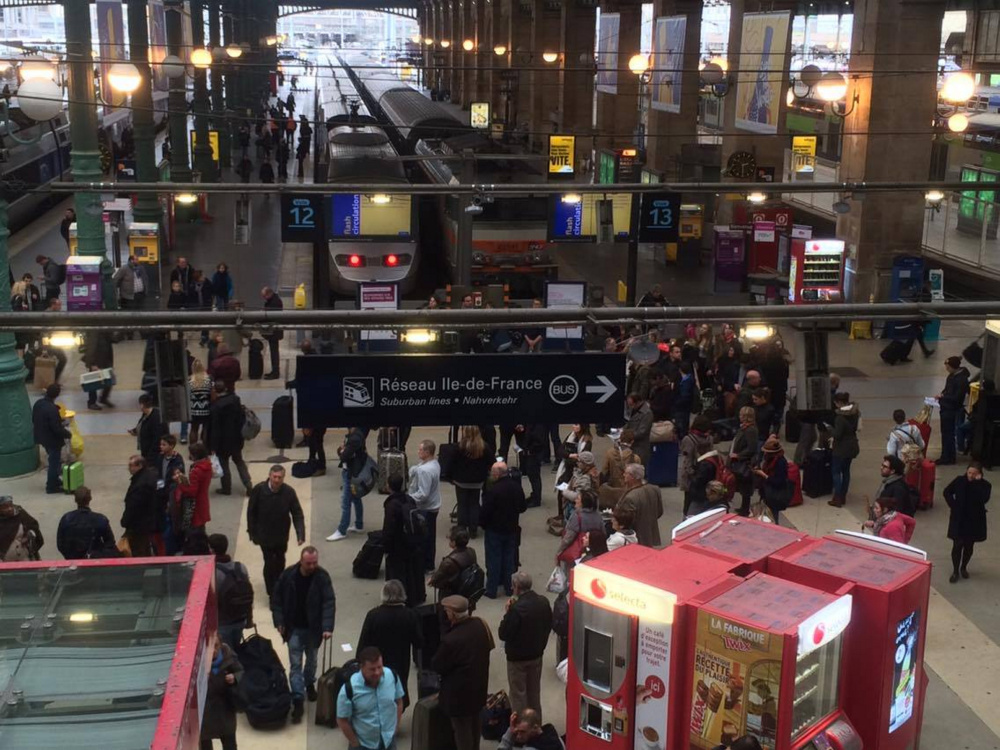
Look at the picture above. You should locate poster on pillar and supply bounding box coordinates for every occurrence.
[97,0,127,107]
[149,0,169,92]
[734,11,790,134]
[596,12,620,95]
[651,16,686,113]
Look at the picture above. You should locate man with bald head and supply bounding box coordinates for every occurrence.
[479,462,527,598]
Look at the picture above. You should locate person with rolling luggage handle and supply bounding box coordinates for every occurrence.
[335,647,404,750]
[358,580,424,709]
[271,546,336,723]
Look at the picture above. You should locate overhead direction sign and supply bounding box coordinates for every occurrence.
[293,354,627,427]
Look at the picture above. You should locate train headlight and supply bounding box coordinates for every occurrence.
[349,254,363,267]
[385,254,399,267]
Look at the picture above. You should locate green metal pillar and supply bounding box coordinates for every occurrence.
[165,0,193,183]
[0,200,38,477]
[190,0,216,181]
[208,0,231,170]
[127,0,163,223]
[63,0,114,308]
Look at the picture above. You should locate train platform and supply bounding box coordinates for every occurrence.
[2,316,998,749]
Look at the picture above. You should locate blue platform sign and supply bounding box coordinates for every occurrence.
[280,193,324,242]
[330,194,362,237]
[637,192,681,243]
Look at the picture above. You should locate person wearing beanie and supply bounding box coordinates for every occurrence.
[754,435,790,521]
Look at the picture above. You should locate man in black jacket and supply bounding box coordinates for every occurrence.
[57,487,115,559]
[121,455,159,556]
[260,286,284,379]
[271,546,335,722]
[209,382,253,495]
[498,571,553,720]
[169,257,195,293]
[82,330,115,410]
[130,394,166,463]
[248,465,306,596]
[938,356,971,466]
[433,595,495,750]
[514,424,547,507]
[381,473,426,606]
[480,462,526,598]
[32,383,72,494]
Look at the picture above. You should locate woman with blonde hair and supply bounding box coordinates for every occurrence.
[187,359,213,446]
[450,425,493,537]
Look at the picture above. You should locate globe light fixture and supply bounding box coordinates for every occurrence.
[463,39,475,51]
[493,44,507,56]
[542,51,559,63]
[628,54,649,76]
[799,63,823,88]
[424,38,434,46]
[815,71,848,102]
[175,193,198,205]
[746,191,767,204]
[226,43,243,59]
[160,54,185,79]
[440,40,451,49]
[940,71,975,104]
[15,78,63,121]
[190,48,212,69]
[948,112,969,132]
[925,190,945,204]
[264,35,279,46]
[107,62,142,93]
[211,46,227,62]
[19,57,57,82]
[786,87,796,107]
[412,33,422,44]
[701,61,725,86]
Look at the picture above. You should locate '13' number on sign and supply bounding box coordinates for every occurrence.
[648,203,673,228]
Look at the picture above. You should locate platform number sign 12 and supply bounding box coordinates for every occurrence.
[280,193,324,243]
[637,192,681,243]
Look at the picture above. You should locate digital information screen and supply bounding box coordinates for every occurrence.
[328,194,413,241]
[548,194,632,243]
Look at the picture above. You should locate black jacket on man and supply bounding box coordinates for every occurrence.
[480,475,527,535]
[32,397,71,451]
[82,331,114,370]
[515,424,548,458]
[941,367,971,412]
[270,563,336,649]
[57,507,115,559]
[498,589,553,662]
[339,428,368,476]
[381,490,426,606]
[209,393,245,455]
[121,467,160,533]
[431,616,494,717]
[247,481,305,547]
[138,408,167,461]
[358,603,424,704]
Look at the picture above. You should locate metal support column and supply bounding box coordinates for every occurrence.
[190,0,216,181]
[165,0,193,183]
[128,0,164,223]
[626,193,640,306]
[209,0,230,169]
[63,0,115,307]
[456,149,475,286]
[0,200,38,477]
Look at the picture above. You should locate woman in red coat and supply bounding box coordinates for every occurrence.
[173,442,213,545]
[865,496,916,544]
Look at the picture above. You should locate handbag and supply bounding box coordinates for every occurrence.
[750,499,775,524]
[650,420,676,443]
[210,454,224,478]
[546,565,567,593]
[480,690,512,741]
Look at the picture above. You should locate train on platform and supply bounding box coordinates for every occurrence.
[342,56,557,298]
[317,56,419,295]
[0,63,169,231]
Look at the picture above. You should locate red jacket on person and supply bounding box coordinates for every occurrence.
[878,512,915,545]
[176,458,213,529]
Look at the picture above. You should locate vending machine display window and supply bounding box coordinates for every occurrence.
[584,627,614,692]
[793,635,843,740]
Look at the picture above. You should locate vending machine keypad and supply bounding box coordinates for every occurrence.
[580,695,613,742]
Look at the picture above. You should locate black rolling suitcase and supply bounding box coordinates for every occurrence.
[802,448,834,498]
[785,409,802,443]
[411,694,457,750]
[271,395,294,449]
[248,338,265,379]
[236,629,292,728]
[414,603,442,667]
[880,338,913,365]
[352,531,384,579]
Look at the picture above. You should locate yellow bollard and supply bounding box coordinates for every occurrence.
[617,280,627,304]
[294,283,307,309]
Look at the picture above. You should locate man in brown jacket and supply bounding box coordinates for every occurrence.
[616,463,664,547]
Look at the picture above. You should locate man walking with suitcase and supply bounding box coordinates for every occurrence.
[248,465,306,596]
[271,546,336,723]
[336,647,405,750]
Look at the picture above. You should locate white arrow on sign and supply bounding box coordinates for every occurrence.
[586,375,617,404]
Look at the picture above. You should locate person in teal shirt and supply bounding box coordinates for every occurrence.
[336,647,404,750]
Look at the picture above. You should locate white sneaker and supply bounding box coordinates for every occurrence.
[326,531,347,542]
[348,527,364,534]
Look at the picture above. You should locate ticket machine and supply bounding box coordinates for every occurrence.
[65,256,103,312]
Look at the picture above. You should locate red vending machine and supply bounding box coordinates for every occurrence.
[768,531,932,750]
[672,511,807,574]
[684,572,861,750]
[566,544,736,750]
[788,239,846,304]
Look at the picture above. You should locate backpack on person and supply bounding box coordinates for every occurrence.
[55,263,67,285]
[217,563,254,624]
[403,502,429,540]
[351,455,379,497]
[241,405,261,441]
[707,456,737,500]
[455,562,486,602]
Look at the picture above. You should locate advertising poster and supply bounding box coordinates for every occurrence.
[544,281,585,340]
[792,135,817,174]
[548,135,576,175]
[328,195,412,240]
[651,16,686,113]
[596,12,620,95]
[358,283,399,343]
[149,0,169,91]
[548,194,632,243]
[96,0,127,106]
[889,609,920,733]
[734,12,791,134]
[470,102,490,129]
[634,617,672,750]
[689,611,784,750]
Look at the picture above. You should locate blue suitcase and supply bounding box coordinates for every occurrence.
[647,442,678,487]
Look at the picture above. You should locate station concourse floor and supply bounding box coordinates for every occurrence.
[2,313,1000,748]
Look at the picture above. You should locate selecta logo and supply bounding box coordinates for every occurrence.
[591,578,607,599]
[813,623,826,645]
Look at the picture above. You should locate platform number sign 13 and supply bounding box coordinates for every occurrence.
[280,193,324,243]
[637,192,681,243]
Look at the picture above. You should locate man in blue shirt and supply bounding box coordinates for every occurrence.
[336,646,404,750]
